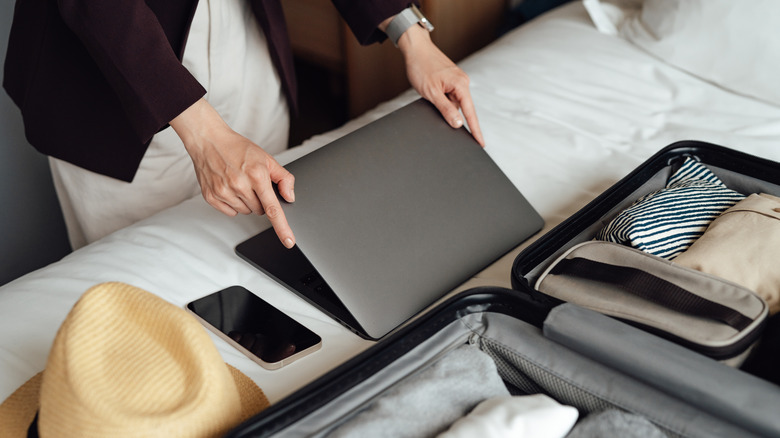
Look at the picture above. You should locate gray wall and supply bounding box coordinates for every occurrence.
[1,0,71,285]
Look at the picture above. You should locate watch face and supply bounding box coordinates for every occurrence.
[411,4,434,32]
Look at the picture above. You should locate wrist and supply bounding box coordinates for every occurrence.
[170,98,227,148]
[396,24,433,58]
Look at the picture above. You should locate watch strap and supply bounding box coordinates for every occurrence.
[385,5,433,47]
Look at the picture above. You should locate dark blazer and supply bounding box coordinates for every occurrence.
[3,0,410,182]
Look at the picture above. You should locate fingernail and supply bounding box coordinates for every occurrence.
[452,118,463,128]
[289,188,295,203]
[283,238,295,249]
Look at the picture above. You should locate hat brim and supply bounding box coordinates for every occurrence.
[0,372,42,437]
[0,365,268,438]
[227,363,271,421]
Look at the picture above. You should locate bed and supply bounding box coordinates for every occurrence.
[2,0,780,408]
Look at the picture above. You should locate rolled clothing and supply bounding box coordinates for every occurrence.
[596,157,744,259]
[436,394,578,438]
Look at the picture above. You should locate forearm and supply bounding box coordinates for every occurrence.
[379,8,486,146]
[57,0,205,143]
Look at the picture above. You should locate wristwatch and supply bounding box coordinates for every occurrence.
[385,4,434,47]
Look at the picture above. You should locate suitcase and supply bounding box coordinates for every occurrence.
[228,142,780,438]
[510,141,780,434]
[226,286,776,438]
[512,141,780,358]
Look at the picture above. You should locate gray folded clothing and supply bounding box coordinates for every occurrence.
[327,344,509,438]
[566,410,667,438]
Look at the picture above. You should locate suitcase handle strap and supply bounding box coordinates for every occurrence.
[550,257,753,331]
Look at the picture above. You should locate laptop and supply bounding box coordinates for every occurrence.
[236,99,543,340]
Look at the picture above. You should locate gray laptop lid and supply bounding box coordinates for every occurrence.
[237,99,543,339]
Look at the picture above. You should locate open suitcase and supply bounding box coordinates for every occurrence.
[228,142,780,438]
[509,141,780,436]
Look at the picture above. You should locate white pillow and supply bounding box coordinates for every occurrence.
[583,0,780,107]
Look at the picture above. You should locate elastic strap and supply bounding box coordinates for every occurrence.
[550,257,753,331]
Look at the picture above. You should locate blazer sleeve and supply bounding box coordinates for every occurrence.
[331,0,420,45]
[57,0,206,143]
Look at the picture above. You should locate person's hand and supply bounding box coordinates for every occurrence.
[170,98,296,248]
[387,23,485,147]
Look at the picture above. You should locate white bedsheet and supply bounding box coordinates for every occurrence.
[2,1,780,407]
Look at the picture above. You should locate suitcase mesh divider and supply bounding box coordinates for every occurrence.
[482,339,611,413]
[479,337,685,438]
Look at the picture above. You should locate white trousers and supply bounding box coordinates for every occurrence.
[51,0,290,249]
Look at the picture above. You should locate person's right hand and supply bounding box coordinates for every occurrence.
[170,98,296,248]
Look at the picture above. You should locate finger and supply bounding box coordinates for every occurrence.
[429,91,464,130]
[236,193,262,214]
[205,178,254,215]
[226,165,271,215]
[269,160,296,203]
[209,197,240,217]
[256,184,295,249]
[200,185,241,216]
[454,92,485,147]
[215,191,252,215]
[230,177,265,215]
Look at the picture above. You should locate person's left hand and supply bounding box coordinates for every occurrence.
[393,24,485,147]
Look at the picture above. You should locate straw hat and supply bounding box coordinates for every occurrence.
[0,282,270,437]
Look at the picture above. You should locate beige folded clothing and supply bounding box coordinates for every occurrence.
[675,193,780,315]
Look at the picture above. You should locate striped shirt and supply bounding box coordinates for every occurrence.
[597,157,745,259]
